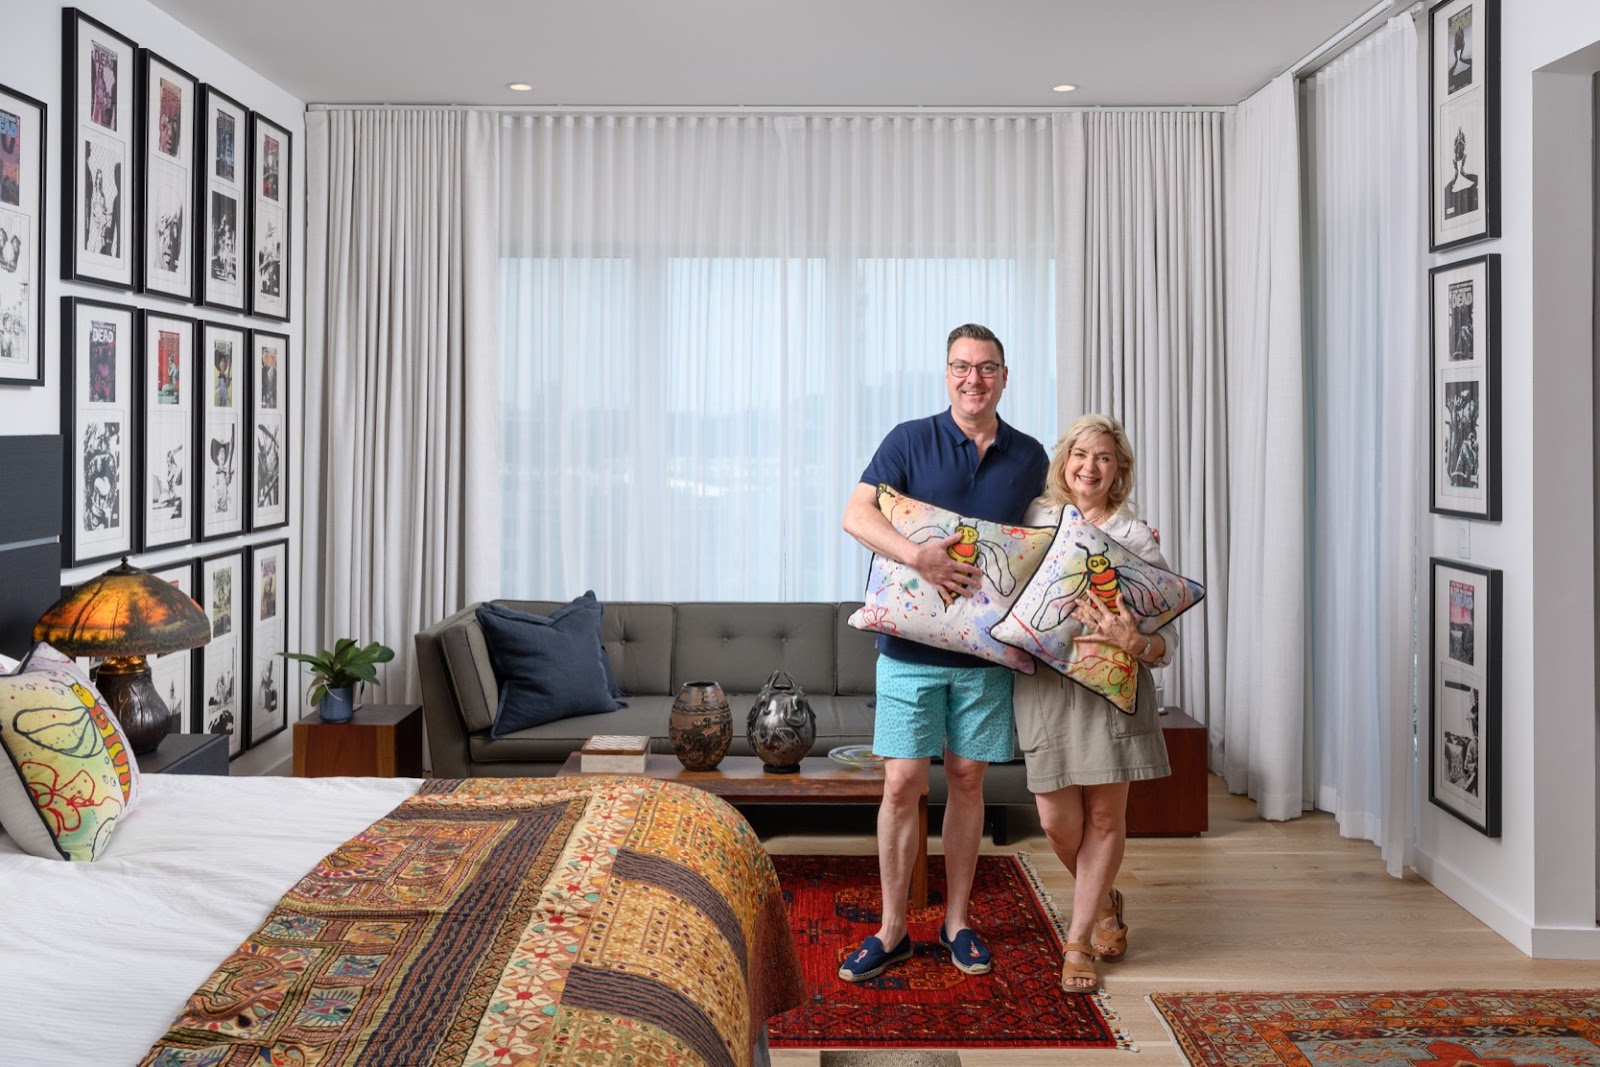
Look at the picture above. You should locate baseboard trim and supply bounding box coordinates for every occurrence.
[1410,846,1533,955]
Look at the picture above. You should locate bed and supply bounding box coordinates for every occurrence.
[0,772,804,1066]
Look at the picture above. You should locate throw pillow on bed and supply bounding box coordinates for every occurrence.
[477,593,624,737]
[0,643,142,861]
[847,485,1055,673]
[991,505,1204,712]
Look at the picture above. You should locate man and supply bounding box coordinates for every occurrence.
[839,323,1049,981]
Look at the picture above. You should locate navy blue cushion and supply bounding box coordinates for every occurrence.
[477,593,624,736]
[480,595,622,698]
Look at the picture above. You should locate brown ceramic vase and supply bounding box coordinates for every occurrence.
[669,680,732,770]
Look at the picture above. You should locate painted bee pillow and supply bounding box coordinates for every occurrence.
[991,505,1204,712]
[848,485,1055,673]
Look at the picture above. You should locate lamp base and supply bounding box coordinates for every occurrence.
[95,657,172,755]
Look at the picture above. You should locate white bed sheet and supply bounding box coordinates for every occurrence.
[0,774,422,1064]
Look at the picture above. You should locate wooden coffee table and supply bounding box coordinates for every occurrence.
[558,753,928,907]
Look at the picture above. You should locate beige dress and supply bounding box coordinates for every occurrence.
[1011,499,1178,793]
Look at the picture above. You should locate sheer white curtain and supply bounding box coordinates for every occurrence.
[497,114,1059,601]
[1302,16,1422,874]
[1053,109,1228,737]
[303,109,501,702]
[1221,75,1309,821]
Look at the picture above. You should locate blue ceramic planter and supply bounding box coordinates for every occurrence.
[318,686,355,723]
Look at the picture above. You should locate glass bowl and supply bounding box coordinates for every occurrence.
[827,744,885,769]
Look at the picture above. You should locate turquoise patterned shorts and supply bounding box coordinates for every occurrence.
[873,656,1016,763]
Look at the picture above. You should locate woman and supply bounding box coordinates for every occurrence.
[1013,413,1179,992]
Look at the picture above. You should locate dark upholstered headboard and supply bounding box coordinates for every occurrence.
[0,435,63,659]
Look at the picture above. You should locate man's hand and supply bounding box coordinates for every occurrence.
[909,532,983,600]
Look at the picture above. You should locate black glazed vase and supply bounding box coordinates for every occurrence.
[746,670,815,774]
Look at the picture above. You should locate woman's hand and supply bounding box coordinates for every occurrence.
[1072,589,1144,658]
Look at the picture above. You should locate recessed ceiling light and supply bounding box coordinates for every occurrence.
[1052,83,1078,93]
[507,82,534,92]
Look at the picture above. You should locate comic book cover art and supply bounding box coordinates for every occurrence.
[1448,579,1475,663]
[158,78,182,156]
[0,108,20,206]
[1448,279,1474,361]
[83,139,123,258]
[157,329,181,404]
[262,134,280,201]
[90,42,118,131]
[215,110,235,181]
[258,345,278,409]
[89,319,116,402]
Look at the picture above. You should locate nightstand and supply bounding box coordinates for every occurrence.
[141,733,230,776]
[292,703,425,778]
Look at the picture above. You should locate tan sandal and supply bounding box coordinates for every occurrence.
[1092,887,1128,961]
[1060,941,1100,991]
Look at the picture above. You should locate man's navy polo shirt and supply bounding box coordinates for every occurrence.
[858,408,1049,669]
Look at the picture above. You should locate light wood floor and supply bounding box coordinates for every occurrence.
[756,773,1598,1067]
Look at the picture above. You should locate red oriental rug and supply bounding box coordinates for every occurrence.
[767,853,1132,1050]
[1151,990,1600,1066]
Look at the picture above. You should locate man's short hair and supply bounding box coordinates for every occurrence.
[946,323,1005,364]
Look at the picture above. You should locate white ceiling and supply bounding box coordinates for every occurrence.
[146,0,1383,108]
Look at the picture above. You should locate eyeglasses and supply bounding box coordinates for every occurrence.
[947,361,1003,379]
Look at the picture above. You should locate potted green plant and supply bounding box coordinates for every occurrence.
[282,638,395,723]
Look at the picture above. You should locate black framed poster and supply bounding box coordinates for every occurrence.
[1429,254,1500,520]
[147,557,198,734]
[138,50,197,301]
[199,320,245,540]
[0,83,47,385]
[248,329,289,530]
[61,296,136,565]
[138,308,196,549]
[197,85,247,311]
[248,113,290,321]
[1428,557,1501,836]
[246,538,290,745]
[1428,0,1499,251]
[197,547,244,757]
[63,8,137,289]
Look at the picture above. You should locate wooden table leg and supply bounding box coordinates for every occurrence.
[910,793,929,908]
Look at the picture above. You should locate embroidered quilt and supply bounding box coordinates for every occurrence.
[140,776,805,1067]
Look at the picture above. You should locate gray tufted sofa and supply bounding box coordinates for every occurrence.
[414,600,1034,832]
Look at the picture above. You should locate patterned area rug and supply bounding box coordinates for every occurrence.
[1151,990,1600,1066]
[768,853,1132,1050]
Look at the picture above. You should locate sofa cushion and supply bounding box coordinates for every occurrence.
[482,598,620,697]
[672,603,837,695]
[503,600,674,698]
[476,595,623,737]
[835,602,876,695]
[440,613,499,734]
[471,696,678,763]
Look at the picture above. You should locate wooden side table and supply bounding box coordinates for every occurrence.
[1126,707,1209,836]
[293,703,425,778]
[141,733,229,776]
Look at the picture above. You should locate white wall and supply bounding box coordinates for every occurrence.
[1413,0,1600,958]
[3,0,307,714]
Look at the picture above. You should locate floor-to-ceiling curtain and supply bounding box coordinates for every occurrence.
[303,109,501,703]
[1302,15,1422,874]
[1053,109,1228,735]
[1221,75,1310,821]
[497,114,1059,601]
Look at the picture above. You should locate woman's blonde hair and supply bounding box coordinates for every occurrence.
[1042,413,1136,512]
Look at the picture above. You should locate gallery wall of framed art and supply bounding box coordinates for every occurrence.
[28,9,306,759]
